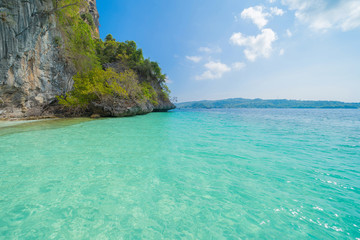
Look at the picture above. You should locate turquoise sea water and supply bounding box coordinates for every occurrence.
[0,109,359,239]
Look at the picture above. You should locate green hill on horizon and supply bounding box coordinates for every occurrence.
[176,98,360,109]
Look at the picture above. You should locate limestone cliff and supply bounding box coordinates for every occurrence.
[0,0,174,119]
[0,0,74,118]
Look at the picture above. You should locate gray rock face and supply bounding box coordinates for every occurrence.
[153,99,176,112]
[87,0,100,32]
[90,99,154,117]
[0,0,73,118]
[88,96,175,117]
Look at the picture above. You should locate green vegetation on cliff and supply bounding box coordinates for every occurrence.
[58,68,144,107]
[95,35,166,84]
[54,0,99,71]
[54,0,171,110]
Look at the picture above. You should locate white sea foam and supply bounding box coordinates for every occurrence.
[313,206,324,211]
[331,226,343,232]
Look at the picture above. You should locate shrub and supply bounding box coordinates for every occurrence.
[58,68,145,107]
[80,13,94,28]
[141,82,158,105]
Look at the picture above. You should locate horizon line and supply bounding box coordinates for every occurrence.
[176,97,360,104]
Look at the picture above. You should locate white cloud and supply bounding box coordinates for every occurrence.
[198,46,222,53]
[268,0,276,3]
[186,56,202,63]
[282,0,360,31]
[230,28,278,61]
[282,0,320,11]
[195,61,231,80]
[241,6,270,29]
[279,49,285,55]
[232,62,246,70]
[240,6,285,29]
[198,47,211,53]
[270,7,285,16]
[286,29,292,37]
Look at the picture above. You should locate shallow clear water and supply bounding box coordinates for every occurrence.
[0,109,359,239]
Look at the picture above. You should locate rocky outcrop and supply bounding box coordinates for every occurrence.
[90,99,153,117]
[0,0,174,119]
[100,61,175,116]
[86,95,175,117]
[153,99,176,112]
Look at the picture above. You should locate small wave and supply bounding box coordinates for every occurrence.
[313,206,324,211]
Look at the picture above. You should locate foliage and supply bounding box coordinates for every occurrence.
[80,12,94,28]
[55,0,99,72]
[54,1,172,109]
[140,82,158,105]
[160,83,171,99]
[96,35,119,64]
[96,36,166,83]
[57,68,143,107]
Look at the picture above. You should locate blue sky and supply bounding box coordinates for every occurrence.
[97,0,360,102]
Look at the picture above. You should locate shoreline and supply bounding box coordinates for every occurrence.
[0,103,175,121]
[0,109,175,122]
[0,115,59,122]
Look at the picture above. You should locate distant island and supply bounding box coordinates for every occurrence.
[176,98,360,109]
